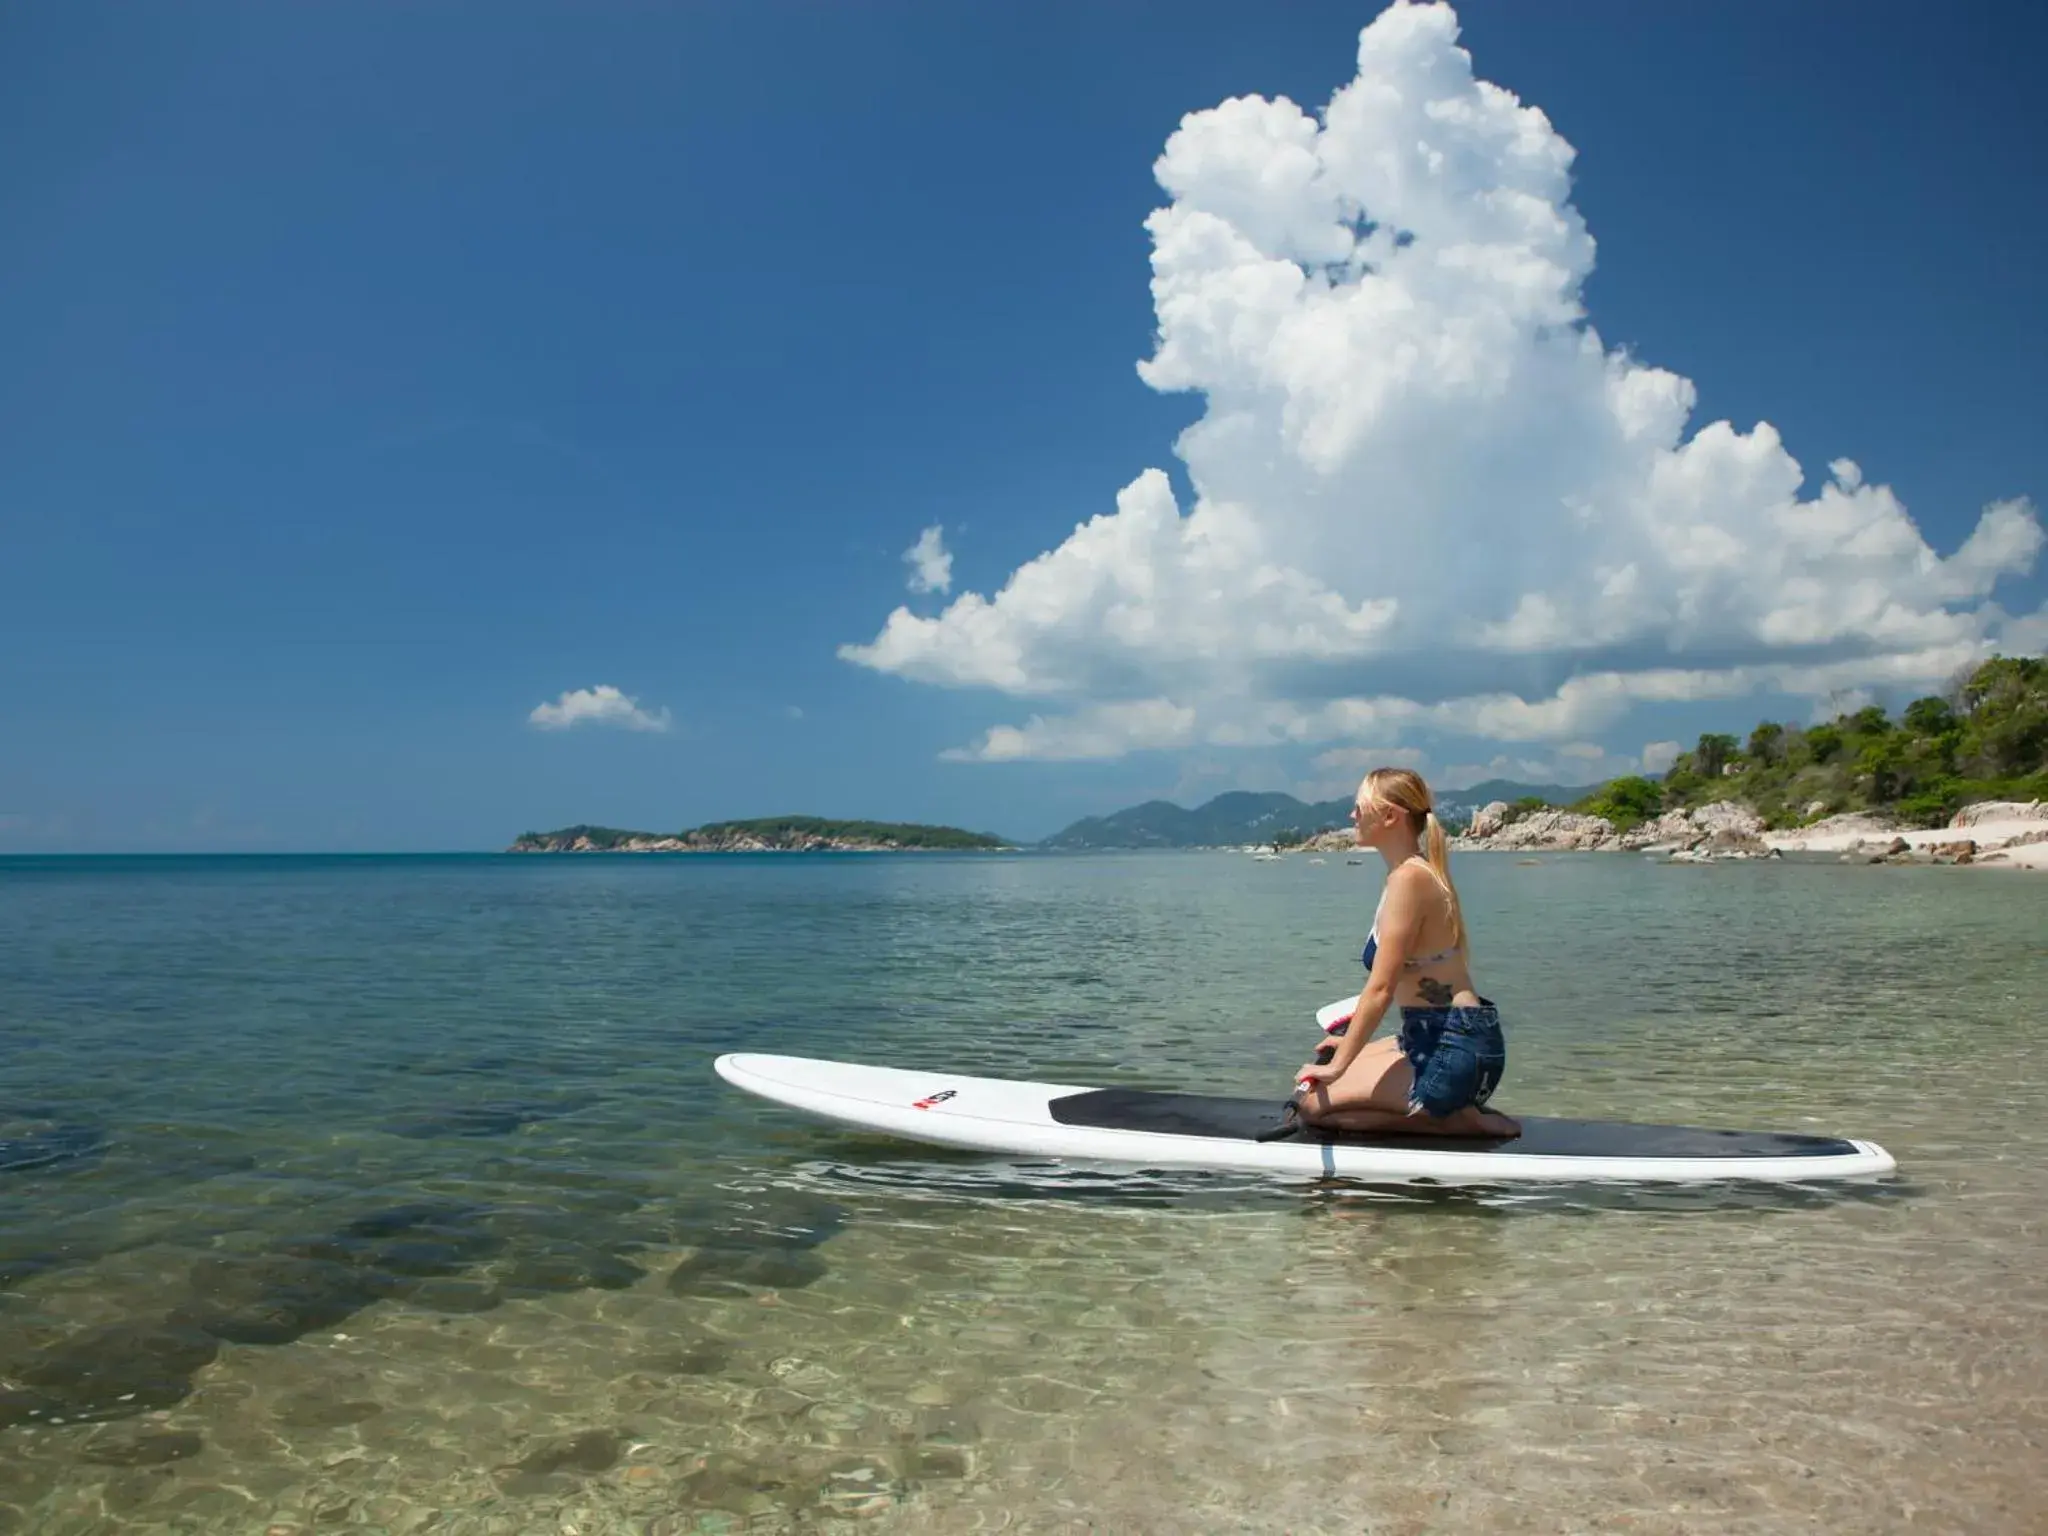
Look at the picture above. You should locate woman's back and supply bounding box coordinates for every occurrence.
[1368,858,1479,1008]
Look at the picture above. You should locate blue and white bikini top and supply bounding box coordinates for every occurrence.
[1361,861,1463,974]
[1360,931,1461,973]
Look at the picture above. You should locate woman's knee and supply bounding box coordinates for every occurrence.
[1309,1059,1411,1115]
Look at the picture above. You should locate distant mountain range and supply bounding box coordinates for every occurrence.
[1039,780,1593,849]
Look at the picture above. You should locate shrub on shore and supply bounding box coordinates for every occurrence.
[1569,654,2046,830]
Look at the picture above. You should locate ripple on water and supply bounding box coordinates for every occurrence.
[0,1123,105,1176]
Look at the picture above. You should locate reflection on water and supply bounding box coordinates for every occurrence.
[785,1141,1918,1218]
[1,851,2044,1532]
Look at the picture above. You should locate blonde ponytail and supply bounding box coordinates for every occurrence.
[1423,810,1465,950]
[1363,766,1466,953]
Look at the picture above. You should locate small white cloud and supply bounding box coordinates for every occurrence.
[528,685,671,733]
[1641,740,1682,775]
[905,524,953,595]
[784,704,805,720]
[940,699,1197,762]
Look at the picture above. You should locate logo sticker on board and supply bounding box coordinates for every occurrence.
[911,1089,957,1110]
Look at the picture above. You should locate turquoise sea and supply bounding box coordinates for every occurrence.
[3,850,2045,1534]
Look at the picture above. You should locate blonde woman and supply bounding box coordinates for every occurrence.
[1293,768,1519,1139]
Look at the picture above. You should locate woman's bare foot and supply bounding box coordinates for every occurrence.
[1426,1105,1520,1138]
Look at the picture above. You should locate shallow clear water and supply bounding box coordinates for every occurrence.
[2,851,2044,1533]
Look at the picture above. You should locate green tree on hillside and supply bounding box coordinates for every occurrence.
[1575,775,1664,831]
[1854,734,1905,802]
[1902,696,1955,737]
[1957,656,2047,778]
[1746,721,1785,766]
[1558,654,2046,832]
[1694,733,1740,778]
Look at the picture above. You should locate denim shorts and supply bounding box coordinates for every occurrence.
[1397,1002,1506,1118]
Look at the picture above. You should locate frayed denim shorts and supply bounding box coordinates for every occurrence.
[1397,1002,1506,1118]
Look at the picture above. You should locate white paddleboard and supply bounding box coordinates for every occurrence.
[1317,993,1362,1030]
[714,1053,1896,1186]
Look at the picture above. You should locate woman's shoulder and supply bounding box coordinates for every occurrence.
[1391,857,1439,888]
[1381,861,1438,902]
[1386,858,1456,914]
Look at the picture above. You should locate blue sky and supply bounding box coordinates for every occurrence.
[4,0,2043,850]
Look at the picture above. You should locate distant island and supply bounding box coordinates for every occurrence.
[509,816,1010,854]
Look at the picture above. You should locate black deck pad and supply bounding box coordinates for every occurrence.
[1047,1088,1857,1159]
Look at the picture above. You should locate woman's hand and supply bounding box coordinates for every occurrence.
[1295,1061,1342,1088]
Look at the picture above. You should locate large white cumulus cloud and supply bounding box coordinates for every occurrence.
[841,0,2041,762]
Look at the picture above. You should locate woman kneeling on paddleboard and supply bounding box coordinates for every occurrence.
[1294,768,1520,1139]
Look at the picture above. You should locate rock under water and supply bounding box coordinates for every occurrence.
[80,1430,206,1467]
[0,1189,836,1438]
[1,1321,220,1426]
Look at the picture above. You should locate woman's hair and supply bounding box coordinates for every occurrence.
[1360,767,1465,950]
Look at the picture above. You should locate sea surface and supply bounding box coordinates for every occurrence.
[2,850,2044,1535]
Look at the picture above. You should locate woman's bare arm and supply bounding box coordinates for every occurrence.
[1301,869,1427,1081]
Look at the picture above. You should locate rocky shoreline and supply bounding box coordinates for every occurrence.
[1288,804,1778,860]
[516,833,865,853]
[1759,801,2048,869]
[1455,800,1778,859]
[1445,797,2048,869]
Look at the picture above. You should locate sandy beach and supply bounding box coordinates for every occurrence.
[1764,808,2048,868]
